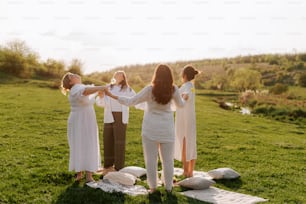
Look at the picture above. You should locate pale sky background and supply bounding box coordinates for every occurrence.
[1,0,306,74]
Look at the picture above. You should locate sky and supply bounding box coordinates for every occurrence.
[1,0,306,74]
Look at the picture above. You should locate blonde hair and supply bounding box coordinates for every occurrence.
[61,72,73,95]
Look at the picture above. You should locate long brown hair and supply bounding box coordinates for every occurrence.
[152,64,174,104]
[110,71,131,91]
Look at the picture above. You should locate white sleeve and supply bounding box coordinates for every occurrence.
[118,86,151,106]
[172,86,185,108]
[184,83,193,96]
[127,88,136,97]
[70,84,86,98]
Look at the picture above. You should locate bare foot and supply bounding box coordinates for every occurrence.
[148,189,156,194]
[183,172,188,178]
[75,172,83,182]
[86,172,95,183]
[102,166,116,175]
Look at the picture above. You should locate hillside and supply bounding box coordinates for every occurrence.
[86,53,306,90]
[0,82,305,203]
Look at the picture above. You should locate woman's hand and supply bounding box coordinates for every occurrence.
[104,89,112,97]
[104,88,118,100]
[182,93,189,101]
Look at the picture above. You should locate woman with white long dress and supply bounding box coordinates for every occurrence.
[174,65,199,177]
[61,72,106,183]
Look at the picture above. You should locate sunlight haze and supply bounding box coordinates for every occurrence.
[1,0,306,73]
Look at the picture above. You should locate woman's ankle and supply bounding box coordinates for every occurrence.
[75,172,83,181]
[148,188,156,193]
[86,172,94,181]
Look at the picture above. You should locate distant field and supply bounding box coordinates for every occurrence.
[0,81,305,204]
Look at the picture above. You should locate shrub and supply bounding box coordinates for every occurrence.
[290,109,306,119]
[298,73,306,87]
[50,79,62,89]
[269,83,288,95]
[287,62,305,71]
[299,53,306,62]
[253,105,275,115]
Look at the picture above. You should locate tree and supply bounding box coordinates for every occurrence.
[229,68,262,91]
[0,40,39,78]
[42,58,65,78]
[67,59,83,76]
[269,83,288,94]
[299,73,306,87]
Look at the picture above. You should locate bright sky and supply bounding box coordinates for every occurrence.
[1,0,306,74]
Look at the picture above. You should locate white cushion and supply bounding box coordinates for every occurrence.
[103,172,136,186]
[178,177,215,190]
[207,168,240,179]
[119,166,147,178]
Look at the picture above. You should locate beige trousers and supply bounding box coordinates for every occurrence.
[103,112,127,170]
[142,136,174,191]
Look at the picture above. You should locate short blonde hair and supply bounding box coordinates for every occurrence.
[61,72,73,95]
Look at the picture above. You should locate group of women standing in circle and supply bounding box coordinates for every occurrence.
[60,64,199,192]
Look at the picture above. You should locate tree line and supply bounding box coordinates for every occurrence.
[0,40,83,79]
[1,40,306,91]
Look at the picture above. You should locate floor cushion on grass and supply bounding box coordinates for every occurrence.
[103,171,136,186]
[119,166,147,178]
[178,177,215,190]
[208,167,240,179]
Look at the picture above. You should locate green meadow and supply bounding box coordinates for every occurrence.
[0,81,305,204]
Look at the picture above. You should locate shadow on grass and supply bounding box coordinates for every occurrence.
[186,197,212,204]
[196,92,238,97]
[215,178,243,190]
[54,182,126,204]
[148,190,178,204]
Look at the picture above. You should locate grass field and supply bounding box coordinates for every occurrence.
[0,81,305,204]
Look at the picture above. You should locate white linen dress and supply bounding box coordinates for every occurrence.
[67,84,101,172]
[174,81,197,161]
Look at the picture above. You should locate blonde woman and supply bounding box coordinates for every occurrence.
[96,71,136,172]
[61,72,106,183]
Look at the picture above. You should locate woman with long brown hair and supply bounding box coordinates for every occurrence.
[105,64,186,193]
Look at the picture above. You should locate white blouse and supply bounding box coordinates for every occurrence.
[96,85,136,124]
[118,85,185,143]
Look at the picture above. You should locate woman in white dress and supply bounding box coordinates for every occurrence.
[174,65,199,177]
[61,72,106,183]
[96,71,136,172]
[105,64,186,193]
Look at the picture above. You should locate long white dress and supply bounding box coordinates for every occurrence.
[174,81,197,161]
[67,84,101,172]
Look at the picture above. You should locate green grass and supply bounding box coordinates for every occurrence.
[0,81,305,204]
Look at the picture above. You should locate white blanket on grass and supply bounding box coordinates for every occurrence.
[86,180,148,196]
[88,168,268,203]
[182,187,268,204]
